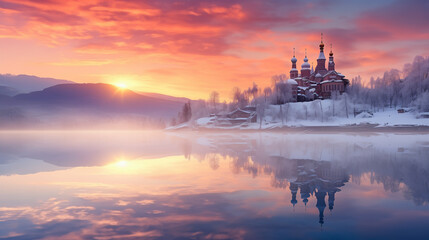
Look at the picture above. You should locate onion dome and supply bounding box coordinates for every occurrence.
[301,59,310,69]
[291,47,297,63]
[301,49,310,69]
[319,33,325,52]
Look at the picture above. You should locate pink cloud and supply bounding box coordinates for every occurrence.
[0,0,428,98]
[357,0,429,40]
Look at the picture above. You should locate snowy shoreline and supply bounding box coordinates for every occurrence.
[168,106,429,133]
[168,123,429,133]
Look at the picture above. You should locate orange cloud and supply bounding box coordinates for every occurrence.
[0,0,427,99]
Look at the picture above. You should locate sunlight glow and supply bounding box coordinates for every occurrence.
[114,83,128,89]
[114,160,128,167]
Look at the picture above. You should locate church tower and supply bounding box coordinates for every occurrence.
[328,190,336,211]
[290,48,298,79]
[290,183,298,207]
[315,33,327,74]
[315,190,327,226]
[301,49,311,78]
[328,44,335,71]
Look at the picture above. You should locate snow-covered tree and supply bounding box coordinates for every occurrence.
[232,87,249,109]
[178,101,192,123]
[247,82,259,106]
[208,91,219,113]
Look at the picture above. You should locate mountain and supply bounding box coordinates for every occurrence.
[12,83,184,118]
[0,85,20,96]
[0,74,74,94]
[139,92,190,103]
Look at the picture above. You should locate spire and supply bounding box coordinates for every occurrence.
[317,33,326,60]
[328,44,335,71]
[319,33,324,52]
[315,190,327,227]
[291,47,297,63]
[290,183,298,207]
[290,47,298,78]
[301,48,310,73]
[316,33,327,73]
[328,191,336,211]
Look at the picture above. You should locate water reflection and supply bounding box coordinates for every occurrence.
[286,159,349,226]
[0,131,428,239]
[193,132,429,206]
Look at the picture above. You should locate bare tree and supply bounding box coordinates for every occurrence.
[264,87,272,103]
[255,97,266,129]
[232,87,249,109]
[208,91,219,113]
[247,82,259,106]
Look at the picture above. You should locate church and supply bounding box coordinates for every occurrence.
[288,34,349,101]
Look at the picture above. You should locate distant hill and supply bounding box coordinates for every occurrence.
[0,85,20,96]
[0,74,74,94]
[139,92,190,103]
[12,83,184,118]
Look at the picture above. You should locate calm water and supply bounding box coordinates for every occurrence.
[0,131,428,240]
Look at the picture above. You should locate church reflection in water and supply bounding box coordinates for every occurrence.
[285,159,349,226]
[225,154,351,226]
[0,132,428,239]
[195,133,429,228]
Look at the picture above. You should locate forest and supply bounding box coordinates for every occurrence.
[181,55,429,125]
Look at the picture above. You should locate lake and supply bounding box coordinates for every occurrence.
[0,131,428,239]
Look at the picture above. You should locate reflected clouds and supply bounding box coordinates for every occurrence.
[0,131,428,239]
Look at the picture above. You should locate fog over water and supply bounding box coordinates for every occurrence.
[0,131,428,239]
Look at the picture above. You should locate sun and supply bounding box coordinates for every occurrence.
[114,160,128,167]
[114,83,128,89]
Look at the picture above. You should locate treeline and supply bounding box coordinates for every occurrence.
[205,74,295,112]
[172,74,299,126]
[348,56,429,112]
[171,55,429,126]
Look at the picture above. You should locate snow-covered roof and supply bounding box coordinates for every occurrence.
[291,57,297,63]
[318,52,326,60]
[322,70,337,77]
[290,68,298,71]
[315,73,322,77]
[287,79,298,85]
[228,108,252,115]
[321,79,344,84]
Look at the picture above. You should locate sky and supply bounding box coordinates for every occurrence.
[0,0,428,100]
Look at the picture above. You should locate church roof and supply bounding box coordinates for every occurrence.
[320,79,344,84]
[323,70,338,77]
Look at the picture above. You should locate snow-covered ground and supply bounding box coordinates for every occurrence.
[189,100,429,130]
